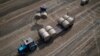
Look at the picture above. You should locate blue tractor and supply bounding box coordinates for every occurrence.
[17,37,37,56]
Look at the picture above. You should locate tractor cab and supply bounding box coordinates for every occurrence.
[40,6,47,13]
[81,0,89,6]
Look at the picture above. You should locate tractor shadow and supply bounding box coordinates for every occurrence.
[31,23,44,31]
